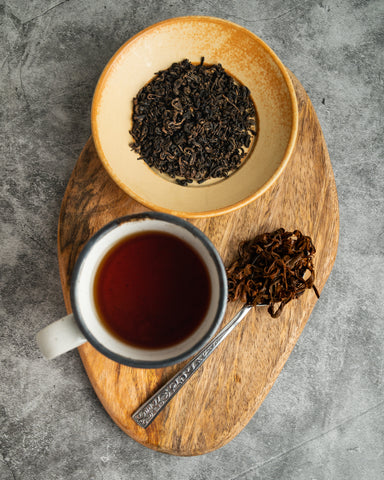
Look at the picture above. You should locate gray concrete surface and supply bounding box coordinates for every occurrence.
[1,0,383,479]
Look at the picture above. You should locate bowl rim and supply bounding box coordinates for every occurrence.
[91,15,299,218]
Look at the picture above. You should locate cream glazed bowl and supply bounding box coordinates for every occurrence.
[91,16,298,218]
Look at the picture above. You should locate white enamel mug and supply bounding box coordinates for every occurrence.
[36,212,227,368]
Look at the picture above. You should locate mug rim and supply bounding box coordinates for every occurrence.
[70,212,228,368]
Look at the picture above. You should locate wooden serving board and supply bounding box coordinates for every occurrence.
[58,73,339,456]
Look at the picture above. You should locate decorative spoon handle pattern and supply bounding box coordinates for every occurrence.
[132,305,253,428]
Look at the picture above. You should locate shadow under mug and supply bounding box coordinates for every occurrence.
[36,212,228,368]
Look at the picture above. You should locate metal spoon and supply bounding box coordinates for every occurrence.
[132,304,263,428]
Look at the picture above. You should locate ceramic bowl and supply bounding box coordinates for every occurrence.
[91,16,298,218]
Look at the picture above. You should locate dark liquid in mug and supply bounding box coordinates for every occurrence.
[94,231,211,349]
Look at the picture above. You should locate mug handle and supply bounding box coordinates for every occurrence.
[36,314,87,359]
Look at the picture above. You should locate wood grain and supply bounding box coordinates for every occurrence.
[58,73,339,456]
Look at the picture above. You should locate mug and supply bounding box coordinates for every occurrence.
[36,212,228,368]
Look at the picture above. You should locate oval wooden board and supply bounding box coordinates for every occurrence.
[58,73,339,456]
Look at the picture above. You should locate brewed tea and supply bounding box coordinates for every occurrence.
[94,231,211,349]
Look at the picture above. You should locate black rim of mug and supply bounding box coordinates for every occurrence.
[69,211,228,368]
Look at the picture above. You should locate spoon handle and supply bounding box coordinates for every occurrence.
[132,305,253,428]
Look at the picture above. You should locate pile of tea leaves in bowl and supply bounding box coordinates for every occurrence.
[129,58,257,185]
[227,228,320,318]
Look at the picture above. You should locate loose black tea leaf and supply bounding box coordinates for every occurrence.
[227,228,320,318]
[129,58,257,185]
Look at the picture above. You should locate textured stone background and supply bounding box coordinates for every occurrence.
[1,1,383,479]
